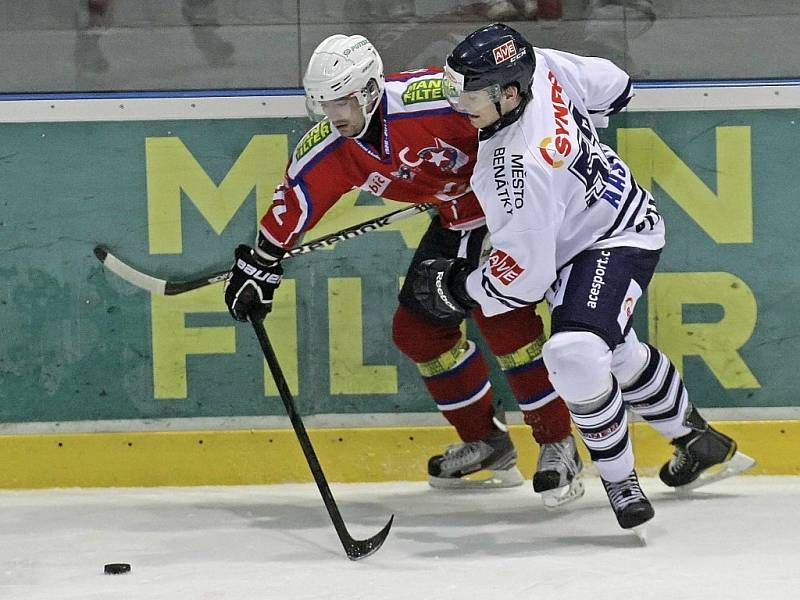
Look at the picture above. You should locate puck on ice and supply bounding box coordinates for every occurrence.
[104,563,131,575]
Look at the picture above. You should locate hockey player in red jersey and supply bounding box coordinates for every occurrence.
[223,33,583,506]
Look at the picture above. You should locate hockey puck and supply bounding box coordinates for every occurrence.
[104,563,131,575]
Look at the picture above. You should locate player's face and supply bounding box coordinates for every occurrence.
[443,67,523,130]
[443,68,503,128]
[451,86,522,129]
[463,98,502,129]
[320,95,365,137]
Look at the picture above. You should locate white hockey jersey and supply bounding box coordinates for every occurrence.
[465,48,665,316]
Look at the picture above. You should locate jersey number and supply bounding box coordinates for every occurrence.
[567,108,610,209]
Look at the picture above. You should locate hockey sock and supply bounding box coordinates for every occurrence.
[623,344,692,440]
[568,377,633,482]
[417,338,495,442]
[473,307,570,444]
[393,305,494,442]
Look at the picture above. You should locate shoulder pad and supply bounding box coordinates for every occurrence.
[399,76,446,106]
[294,120,335,161]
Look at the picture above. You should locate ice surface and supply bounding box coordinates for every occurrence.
[1,477,798,600]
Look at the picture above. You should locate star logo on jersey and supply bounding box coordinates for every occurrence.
[416,138,469,173]
[427,150,449,167]
[394,138,470,180]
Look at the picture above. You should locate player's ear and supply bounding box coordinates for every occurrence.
[502,84,519,101]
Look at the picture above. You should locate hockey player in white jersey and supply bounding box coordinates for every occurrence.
[411,23,756,532]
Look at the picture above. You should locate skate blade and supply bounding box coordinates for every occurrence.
[631,523,649,545]
[429,466,525,490]
[676,451,757,494]
[541,477,586,510]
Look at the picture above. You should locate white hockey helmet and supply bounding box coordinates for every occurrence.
[303,34,385,138]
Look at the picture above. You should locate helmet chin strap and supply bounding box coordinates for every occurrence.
[481,92,531,139]
[352,95,382,139]
[493,101,503,119]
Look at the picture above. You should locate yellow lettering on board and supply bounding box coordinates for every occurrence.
[263,281,299,396]
[618,127,752,243]
[150,282,299,399]
[648,272,759,389]
[146,135,287,253]
[151,285,235,399]
[328,277,397,394]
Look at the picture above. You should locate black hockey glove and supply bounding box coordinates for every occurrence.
[224,244,283,322]
[412,258,478,322]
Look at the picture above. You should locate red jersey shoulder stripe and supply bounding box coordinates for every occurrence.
[386,67,442,82]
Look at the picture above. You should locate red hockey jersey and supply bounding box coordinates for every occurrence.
[259,68,484,250]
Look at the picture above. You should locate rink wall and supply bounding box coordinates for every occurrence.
[1,84,799,488]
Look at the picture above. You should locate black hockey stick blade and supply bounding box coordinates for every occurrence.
[344,514,394,560]
[251,320,394,560]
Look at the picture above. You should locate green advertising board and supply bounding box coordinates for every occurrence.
[0,88,800,488]
[0,91,798,486]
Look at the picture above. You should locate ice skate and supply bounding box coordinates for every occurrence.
[532,433,585,508]
[602,470,654,539]
[428,427,523,490]
[660,406,756,492]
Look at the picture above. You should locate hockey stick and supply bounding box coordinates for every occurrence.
[251,319,394,560]
[94,203,434,295]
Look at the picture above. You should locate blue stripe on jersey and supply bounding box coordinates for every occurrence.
[584,434,630,462]
[643,382,686,421]
[504,356,544,375]
[621,343,659,392]
[597,182,641,242]
[295,178,315,234]
[624,194,646,230]
[606,79,633,115]
[435,380,490,407]
[287,136,346,183]
[576,400,627,437]
[386,69,439,82]
[386,107,455,121]
[627,364,676,408]
[480,273,532,309]
[518,386,558,406]
[587,81,631,116]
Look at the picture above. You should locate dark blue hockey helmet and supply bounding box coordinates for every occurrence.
[443,23,535,112]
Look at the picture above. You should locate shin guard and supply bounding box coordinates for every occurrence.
[393,305,494,442]
[568,378,634,483]
[474,307,571,444]
[623,343,692,440]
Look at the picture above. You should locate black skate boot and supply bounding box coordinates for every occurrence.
[532,433,585,508]
[602,470,654,531]
[659,405,756,491]
[428,405,523,489]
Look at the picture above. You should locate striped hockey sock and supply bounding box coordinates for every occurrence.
[623,344,692,440]
[569,377,634,482]
[418,337,495,442]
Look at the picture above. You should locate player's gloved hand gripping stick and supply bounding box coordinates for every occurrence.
[94,204,432,559]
